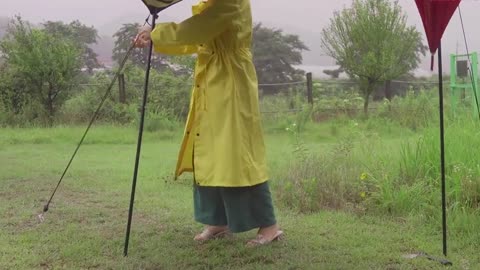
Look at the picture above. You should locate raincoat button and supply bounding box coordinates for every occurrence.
[197,85,200,88]
[196,133,200,136]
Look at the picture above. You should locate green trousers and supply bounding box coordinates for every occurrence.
[193,181,277,233]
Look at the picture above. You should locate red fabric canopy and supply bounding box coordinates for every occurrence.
[415,0,461,69]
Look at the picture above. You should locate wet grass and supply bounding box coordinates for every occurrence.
[0,126,478,269]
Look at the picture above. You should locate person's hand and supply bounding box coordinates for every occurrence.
[134,26,152,48]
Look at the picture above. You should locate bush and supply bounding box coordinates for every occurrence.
[272,110,480,228]
[273,123,368,213]
[148,69,192,120]
[0,99,49,127]
[311,81,363,121]
[121,63,192,120]
[400,119,480,209]
[376,88,437,130]
[59,86,138,125]
[57,64,192,125]
[142,110,181,133]
[273,149,363,213]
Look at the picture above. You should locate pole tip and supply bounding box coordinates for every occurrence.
[43,205,49,212]
[37,213,45,223]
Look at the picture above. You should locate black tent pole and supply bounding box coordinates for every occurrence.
[124,13,157,257]
[438,42,448,257]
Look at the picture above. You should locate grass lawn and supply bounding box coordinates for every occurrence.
[0,126,477,269]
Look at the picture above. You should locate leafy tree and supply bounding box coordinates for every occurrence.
[112,23,171,71]
[113,22,308,90]
[0,63,29,114]
[323,67,345,79]
[321,0,424,114]
[0,17,81,125]
[383,42,427,100]
[122,62,192,119]
[252,23,308,92]
[42,20,101,73]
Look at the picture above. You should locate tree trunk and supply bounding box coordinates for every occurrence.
[46,84,55,127]
[118,73,126,104]
[384,80,392,101]
[363,82,374,117]
[46,98,55,127]
[360,79,375,117]
[363,95,369,116]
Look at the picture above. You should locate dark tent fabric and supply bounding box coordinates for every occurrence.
[142,0,184,14]
[415,0,461,70]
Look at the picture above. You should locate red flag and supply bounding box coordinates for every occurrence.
[415,0,461,70]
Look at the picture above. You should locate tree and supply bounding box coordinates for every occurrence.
[112,23,171,71]
[252,23,309,92]
[42,20,101,73]
[0,63,29,114]
[323,67,345,79]
[383,42,427,100]
[113,22,308,94]
[0,17,81,125]
[321,0,424,114]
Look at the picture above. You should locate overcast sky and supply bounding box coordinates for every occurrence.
[1,0,479,69]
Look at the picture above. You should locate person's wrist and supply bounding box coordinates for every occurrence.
[138,25,152,34]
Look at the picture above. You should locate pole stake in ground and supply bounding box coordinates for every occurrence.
[123,1,186,257]
[123,13,157,258]
[403,252,452,266]
[37,213,45,223]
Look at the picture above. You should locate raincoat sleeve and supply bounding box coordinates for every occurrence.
[152,45,198,56]
[151,0,241,48]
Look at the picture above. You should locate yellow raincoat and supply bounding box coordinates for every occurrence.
[150,0,268,187]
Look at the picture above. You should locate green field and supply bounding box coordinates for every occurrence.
[1,124,479,269]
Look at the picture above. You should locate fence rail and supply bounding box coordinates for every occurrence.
[72,72,447,116]
[258,81,306,87]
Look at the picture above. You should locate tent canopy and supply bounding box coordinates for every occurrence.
[142,0,184,15]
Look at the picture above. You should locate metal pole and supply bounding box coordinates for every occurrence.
[438,43,448,257]
[124,14,156,257]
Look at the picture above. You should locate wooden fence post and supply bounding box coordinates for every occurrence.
[306,72,313,105]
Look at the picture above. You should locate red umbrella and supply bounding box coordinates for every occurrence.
[416,0,461,70]
[415,0,461,260]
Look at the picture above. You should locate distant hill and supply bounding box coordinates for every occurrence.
[91,35,115,67]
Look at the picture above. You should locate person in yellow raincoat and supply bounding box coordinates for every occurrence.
[135,0,283,245]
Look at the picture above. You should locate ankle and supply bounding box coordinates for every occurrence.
[258,224,278,233]
[206,225,228,231]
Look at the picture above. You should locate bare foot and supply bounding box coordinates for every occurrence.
[194,225,230,241]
